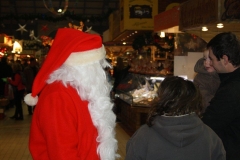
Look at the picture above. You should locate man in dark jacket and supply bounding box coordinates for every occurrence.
[23,57,39,115]
[202,32,240,160]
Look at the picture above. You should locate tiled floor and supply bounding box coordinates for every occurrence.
[0,103,130,160]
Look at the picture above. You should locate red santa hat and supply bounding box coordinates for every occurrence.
[24,28,105,106]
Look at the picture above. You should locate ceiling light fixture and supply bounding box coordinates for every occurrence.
[217,23,224,28]
[43,0,69,15]
[202,26,208,31]
[58,8,62,13]
[160,32,165,38]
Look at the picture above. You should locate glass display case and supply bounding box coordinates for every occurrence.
[113,73,168,134]
[115,73,165,107]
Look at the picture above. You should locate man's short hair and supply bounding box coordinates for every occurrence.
[207,32,240,66]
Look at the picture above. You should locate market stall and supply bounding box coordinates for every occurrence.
[114,73,165,134]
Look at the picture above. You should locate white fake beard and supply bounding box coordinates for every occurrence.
[47,59,118,160]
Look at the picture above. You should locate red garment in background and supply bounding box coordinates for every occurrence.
[8,73,25,91]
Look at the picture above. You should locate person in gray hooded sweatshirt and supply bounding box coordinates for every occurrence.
[125,76,225,160]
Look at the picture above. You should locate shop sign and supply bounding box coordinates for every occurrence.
[154,6,180,32]
[120,0,158,31]
[179,0,219,31]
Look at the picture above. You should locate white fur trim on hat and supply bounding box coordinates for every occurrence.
[64,45,106,66]
[24,93,38,106]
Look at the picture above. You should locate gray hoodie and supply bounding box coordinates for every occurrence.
[125,113,226,160]
[193,58,220,111]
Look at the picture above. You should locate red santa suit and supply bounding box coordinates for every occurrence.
[29,81,99,159]
[25,28,118,160]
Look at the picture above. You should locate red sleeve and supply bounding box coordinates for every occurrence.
[8,74,21,86]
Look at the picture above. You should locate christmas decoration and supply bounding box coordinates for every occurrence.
[131,32,175,53]
[29,30,41,42]
[68,21,93,33]
[29,30,35,40]
[12,41,23,53]
[78,21,84,31]
[23,40,44,50]
[153,34,174,53]
[185,39,198,50]
[43,0,69,15]
[0,47,7,55]
[0,8,115,23]
[132,35,147,51]
[41,36,54,46]
[16,24,28,34]
[85,26,92,33]
[41,25,49,32]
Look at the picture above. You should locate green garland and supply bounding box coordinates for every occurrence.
[23,40,45,50]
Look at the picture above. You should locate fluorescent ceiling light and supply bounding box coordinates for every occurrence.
[217,23,224,28]
[202,26,208,31]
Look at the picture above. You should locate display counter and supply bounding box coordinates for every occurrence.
[115,97,157,135]
[114,73,166,135]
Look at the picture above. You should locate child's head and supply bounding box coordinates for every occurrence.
[203,49,215,72]
[147,76,203,126]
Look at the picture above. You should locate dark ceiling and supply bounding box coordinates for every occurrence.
[0,0,119,39]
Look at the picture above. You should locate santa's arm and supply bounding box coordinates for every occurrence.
[38,91,80,159]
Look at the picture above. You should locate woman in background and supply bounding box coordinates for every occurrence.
[194,49,220,112]
[8,63,25,120]
[125,76,225,160]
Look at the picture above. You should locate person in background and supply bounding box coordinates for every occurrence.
[125,76,226,160]
[112,57,130,120]
[16,59,22,68]
[112,57,130,93]
[8,63,25,120]
[105,58,113,85]
[0,57,14,110]
[24,57,39,115]
[0,57,13,97]
[22,59,29,71]
[24,28,118,160]
[193,49,220,112]
[202,32,240,160]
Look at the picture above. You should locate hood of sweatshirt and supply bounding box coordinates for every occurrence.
[194,58,220,81]
[152,113,203,147]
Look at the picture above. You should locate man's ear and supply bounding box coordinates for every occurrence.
[222,55,229,65]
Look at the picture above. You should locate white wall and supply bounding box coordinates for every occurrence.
[174,52,203,80]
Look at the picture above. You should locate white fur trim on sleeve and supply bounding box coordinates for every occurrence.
[64,45,106,66]
[24,93,38,106]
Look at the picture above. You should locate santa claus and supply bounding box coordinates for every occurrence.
[24,28,118,160]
